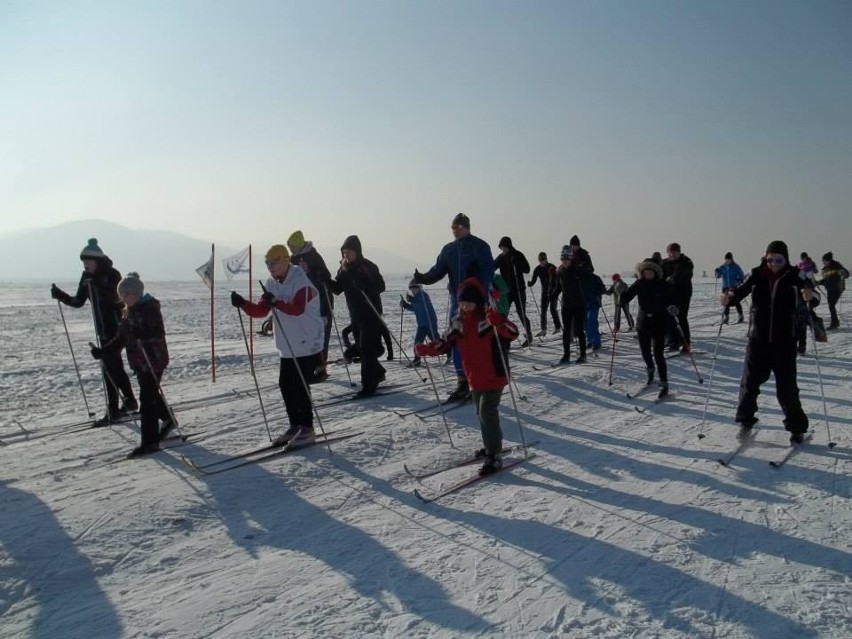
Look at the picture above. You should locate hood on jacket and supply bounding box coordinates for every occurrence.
[340,235,362,258]
[457,277,486,306]
[635,260,663,279]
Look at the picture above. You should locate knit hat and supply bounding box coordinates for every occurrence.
[636,260,663,279]
[408,278,421,289]
[650,252,662,264]
[451,213,470,230]
[822,251,834,262]
[80,238,106,261]
[667,242,681,253]
[724,252,733,260]
[560,245,573,260]
[538,252,547,261]
[265,244,290,263]
[457,278,485,306]
[765,240,789,261]
[498,236,513,250]
[800,252,809,259]
[340,235,362,256]
[287,230,306,249]
[569,235,580,247]
[611,273,621,281]
[117,274,144,298]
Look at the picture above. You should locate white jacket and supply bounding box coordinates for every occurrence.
[264,268,324,359]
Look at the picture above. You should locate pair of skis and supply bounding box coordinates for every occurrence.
[180,430,362,475]
[406,442,537,503]
[716,429,812,468]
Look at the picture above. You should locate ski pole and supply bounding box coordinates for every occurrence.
[669,307,704,384]
[358,290,426,382]
[234,305,273,442]
[57,300,95,417]
[697,308,727,440]
[138,340,184,440]
[606,323,619,386]
[419,352,457,448]
[492,325,529,457]
[87,341,140,429]
[86,280,111,415]
[600,302,613,336]
[259,281,332,452]
[324,287,356,388]
[398,294,406,358]
[510,260,533,347]
[808,317,836,448]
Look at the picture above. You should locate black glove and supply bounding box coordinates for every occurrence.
[667,305,680,317]
[90,345,104,360]
[50,284,68,302]
[412,269,425,284]
[527,281,534,288]
[230,291,246,308]
[261,291,276,305]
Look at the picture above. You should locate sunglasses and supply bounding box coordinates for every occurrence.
[766,256,786,266]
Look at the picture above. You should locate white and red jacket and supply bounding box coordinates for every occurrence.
[240,267,324,358]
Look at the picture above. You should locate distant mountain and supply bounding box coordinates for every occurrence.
[0,219,414,282]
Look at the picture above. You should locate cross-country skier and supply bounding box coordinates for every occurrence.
[818,251,849,330]
[722,240,814,444]
[231,244,324,447]
[51,238,137,425]
[415,277,519,475]
[400,279,439,367]
[715,252,745,324]
[528,252,561,336]
[90,274,172,457]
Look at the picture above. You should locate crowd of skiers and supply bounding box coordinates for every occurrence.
[51,219,848,470]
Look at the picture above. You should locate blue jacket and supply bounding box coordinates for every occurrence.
[715,262,745,290]
[401,289,439,333]
[417,234,494,297]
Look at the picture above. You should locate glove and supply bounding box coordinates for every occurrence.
[490,289,501,301]
[666,276,675,284]
[90,345,104,360]
[486,308,504,327]
[527,281,534,288]
[261,291,277,305]
[412,269,425,284]
[415,340,448,358]
[50,284,68,302]
[667,305,679,317]
[230,291,246,308]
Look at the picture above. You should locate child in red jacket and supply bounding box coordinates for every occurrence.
[416,277,519,475]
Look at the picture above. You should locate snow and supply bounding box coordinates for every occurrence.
[1,279,850,638]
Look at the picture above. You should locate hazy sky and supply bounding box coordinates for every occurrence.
[2,0,850,272]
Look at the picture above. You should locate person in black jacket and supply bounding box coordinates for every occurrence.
[620,260,672,398]
[51,238,137,425]
[288,230,335,378]
[90,274,172,457]
[329,235,387,397]
[556,245,588,364]
[661,242,694,353]
[818,251,849,329]
[723,240,815,443]
[494,236,533,346]
[528,252,561,336]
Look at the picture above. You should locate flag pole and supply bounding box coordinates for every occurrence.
[211,243,216,383]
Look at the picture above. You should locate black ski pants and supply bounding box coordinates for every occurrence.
[561,304,586,358]
[357,320,386,394]
[666,295,692,348]
[102,348,135,414]
[508,289,533,341]
[279,354,321,428]
[736,339,808,434]
[540,292,561,332]
[136,369,168,446]
[826,289,841,327]
[638,320,667,383]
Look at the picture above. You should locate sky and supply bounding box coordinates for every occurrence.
[1,0,850,273]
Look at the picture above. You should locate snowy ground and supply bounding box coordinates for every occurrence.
[1,278,850,638]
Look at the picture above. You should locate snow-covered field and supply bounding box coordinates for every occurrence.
[1,278,850,638]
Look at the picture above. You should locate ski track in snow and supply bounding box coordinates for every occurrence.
[1,280,851,638]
